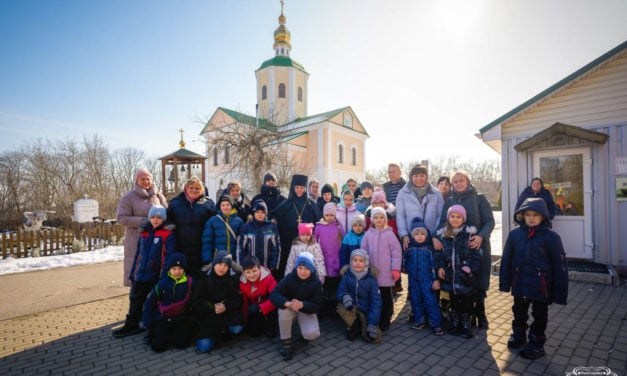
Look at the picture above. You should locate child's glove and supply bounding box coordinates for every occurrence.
[367,324,379,340]
[343,295,354,311]
[391,270,400,281]
[248,304,260,313]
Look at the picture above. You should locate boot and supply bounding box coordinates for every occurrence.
[461,313,473,339]
[448,311,461,335]
[469,314,478,328]
[475,301,488,329]
[520,333,546,359]
[112,315,143,338]
[280,339,294,361]
[346,321,360,341]
[507,322,528,349]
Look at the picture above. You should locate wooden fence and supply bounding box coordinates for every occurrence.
[1,223,125,260]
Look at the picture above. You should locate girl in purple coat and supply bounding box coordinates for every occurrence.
[361,207,402,331]
[313,203,345,316]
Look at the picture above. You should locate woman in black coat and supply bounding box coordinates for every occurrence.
[271,174,322,280]
[514,177,557,219]
[167,177,216,278]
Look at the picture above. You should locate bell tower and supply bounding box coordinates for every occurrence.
[255,1,309,125]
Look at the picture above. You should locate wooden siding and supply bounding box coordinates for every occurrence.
[502,53,627,138]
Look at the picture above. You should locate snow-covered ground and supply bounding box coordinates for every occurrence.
[0,212,503,276]
[0,245,123,275]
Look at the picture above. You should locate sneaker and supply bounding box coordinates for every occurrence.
[411,322,426,331]
[520,343,545,359]
[507,334,527,349]
[433,327,444,336]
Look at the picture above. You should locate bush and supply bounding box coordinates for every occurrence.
[72,239,85,253]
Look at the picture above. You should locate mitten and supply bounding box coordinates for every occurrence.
[342,295,354,311]
[367,324,379,340]
[391,270,400,281]
[248,304,260,313]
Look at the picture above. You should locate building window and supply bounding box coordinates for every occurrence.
[213,147,219,166]
[351,146,357,166]
[262,85,267,100]
[343,112,353,127]
[298,87,303,101]
[279,83,286,98]
[224,146,230,165]
[337,144,344,164]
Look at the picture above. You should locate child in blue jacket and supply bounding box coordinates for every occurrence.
[202,195,244,265]
[339,214,366,268]
[142,253,195,352]
[337,249,382,343]
[404,218,443,335]
[237,200,281,272]
[499,197,568,360]
[113,205,176,339]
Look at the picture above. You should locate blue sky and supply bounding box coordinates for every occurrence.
[1,0,626,170]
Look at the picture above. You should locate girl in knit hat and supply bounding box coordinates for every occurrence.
[284,223,326,284]
[434,205,482,339]
[337,249,382,343]
[339,214,366,268]
[313,202,346,317]
[201,195,244,266]
[365,188,398,237]
[361,207,402,331]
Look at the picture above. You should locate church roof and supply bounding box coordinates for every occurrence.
[257,56,307,73]
[215,107,277,131]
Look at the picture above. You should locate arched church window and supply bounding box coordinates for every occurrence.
[279,83,286,98]
[298,87,303,102]
[262,85,267,100]
[337,144,344,164]
[224,146,230,165]
[213,147,219,166]
[351,146,357,166]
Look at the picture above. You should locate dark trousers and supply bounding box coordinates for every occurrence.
[379,286,394,326]
[128,280,156,323]
[450,292,473,314]
[321,276,341,316]
[151,318,195,352]
[512,296,548,335]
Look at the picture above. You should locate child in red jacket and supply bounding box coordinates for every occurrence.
[239,256,278,337]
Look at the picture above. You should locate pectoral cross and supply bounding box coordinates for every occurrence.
[297,216,302,224]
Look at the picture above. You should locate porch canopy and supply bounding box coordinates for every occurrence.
[514,122,608,151]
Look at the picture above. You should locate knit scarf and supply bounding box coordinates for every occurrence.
[411,185,429,203]
[351,267,369,281]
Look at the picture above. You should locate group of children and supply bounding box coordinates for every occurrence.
[113,182,568,361]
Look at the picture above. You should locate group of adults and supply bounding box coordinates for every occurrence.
[116,163,496,327]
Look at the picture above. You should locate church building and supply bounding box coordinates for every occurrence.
[200,4,369,197]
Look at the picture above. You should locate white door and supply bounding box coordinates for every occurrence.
[533,147,593,259]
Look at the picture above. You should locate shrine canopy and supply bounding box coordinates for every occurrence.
[159,129,206,198]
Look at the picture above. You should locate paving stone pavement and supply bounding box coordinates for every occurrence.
[1,275,625,376]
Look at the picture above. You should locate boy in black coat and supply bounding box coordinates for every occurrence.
[499,197,568,359]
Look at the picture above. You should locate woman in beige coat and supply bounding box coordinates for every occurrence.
[116,168,167,286]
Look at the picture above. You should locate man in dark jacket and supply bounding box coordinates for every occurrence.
[499,197,568,360]
[252,172,286,219]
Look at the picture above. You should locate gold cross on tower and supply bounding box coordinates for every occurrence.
[179,128,186,148]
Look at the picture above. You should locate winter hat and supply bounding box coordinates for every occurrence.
[295,252,316,274]
[134,168,152,183]
[263,173,277,183]
[213,250,232,267]
[351,213,366,227]
[321,183,334,195]
[447,205,467,222]
[165,253,188,271]
[291,174,308,188]
[252,200,268,216]
[323,202,337,216]
[410,217,429,237]
[148,205,167,221]
[360,181,374,191]
[370,207,386,220]
[350,248,369,267]
[409,164,428,178]
[218,195,235,207]
[298,222,314,236]
[371,188,387,204]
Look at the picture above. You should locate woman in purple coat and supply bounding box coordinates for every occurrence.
[116,168,167,287]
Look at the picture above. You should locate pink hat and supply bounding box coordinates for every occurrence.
[323,202,337,216]
[447,205,467,222]
[372,188,387,204]
[298,223,314,236]
[134,168,153,183]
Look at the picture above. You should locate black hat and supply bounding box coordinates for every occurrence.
[291,174,308,187]
[252,199,268,216]
[263,173,277,183]
[165,253,188,271]
[213,250,232,267]
[321,183,334,195]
